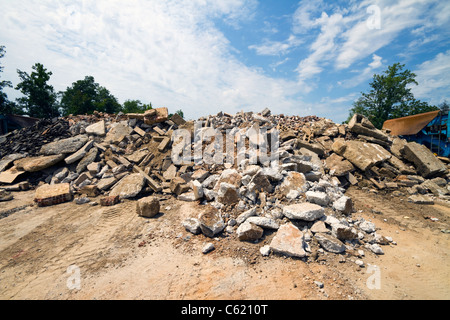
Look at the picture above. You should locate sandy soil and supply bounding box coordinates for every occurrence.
[0,186,449,301]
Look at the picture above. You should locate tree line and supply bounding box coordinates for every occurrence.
[0,45,184,119]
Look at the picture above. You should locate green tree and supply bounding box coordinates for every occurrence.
[169,109,184,119]
[60,76,121,116]
[439,100,449,112]
[347,63,438,129]
[121,99,152,114]
[175,109,184,119]
[15,63,59,118]
[0,46,23,115]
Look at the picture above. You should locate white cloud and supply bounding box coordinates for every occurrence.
[292,0,326,33]
[248,35,303,56]
[296,11,345,81]
[293,0,450,82]
[412,50,450,104]
[368,54,382,69]
[339,54,383,89]
[0,0,304,120]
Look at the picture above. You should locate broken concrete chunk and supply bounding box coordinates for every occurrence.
[136,196,160,218]
[191,169,210,182]
[79,185,100,197]
[335,140,391,171]
[332,196,353,214]
[0,167,26,184]
[170,113,186,126]
[158,137,171,152]
[76,147,98,174]
[15,154,65,172]
[236,222,264,241]
[314,233,346,253]
[144,107,168,125]
[163,164,178,181]
[348,114,390,142]
[40,135,89,155]
[182,217,202,234]
[191,180,204,200]
[278,171,308,196]
[217,182,240,204]
[295,139,325,156]
[401,141,448,178]
[359,220,376,233]
[97,177,118,191]
[332,224,358,241]
[0,153,27,173]
[325,153,355,177]
[198,208,226,238]
[109,173,145,199]
[236,208,257,225]
[125,149,148,164]
[34,183,72,207]
[105,123,133,144]
[178,192,197,202]
[269,223,307,258]
[170,177,190,195]
[387,155,416,175]
[310,220,330,234]
[246,216,279,230]
[85,120,106,136]
[100,195,120,206]
[305,191,330,206]
[407,194,434,205]
[282,203,325,221]
[132,166,162,193]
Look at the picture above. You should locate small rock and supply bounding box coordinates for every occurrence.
[314,233,346,253]
[314,281,324,289]
[332,196,353,214]
[236,208,257,225]
[369,243,384,255]
[359,220,376,233]
[75,196,90,205]
[182,218,202,235]
[198,208,226,238]
[246,216,279,230]
[236,222,264,241]
[305,191,330,206]
[355,259,365,267]
[136,196,160,218]
[260,245,271,256]
[310,220,330,234]
[202,243,215,254]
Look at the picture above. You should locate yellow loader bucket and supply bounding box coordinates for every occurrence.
[382,110,440,136]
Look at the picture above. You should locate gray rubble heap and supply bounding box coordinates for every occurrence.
[1,109,449,262]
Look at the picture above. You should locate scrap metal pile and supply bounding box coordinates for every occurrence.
[1,107,449,260]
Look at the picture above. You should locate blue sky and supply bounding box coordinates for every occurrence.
[1,0,449,123]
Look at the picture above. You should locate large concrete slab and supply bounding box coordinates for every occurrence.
[401,141,448,178]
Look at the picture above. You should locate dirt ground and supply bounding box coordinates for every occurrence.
[0,185,449,300]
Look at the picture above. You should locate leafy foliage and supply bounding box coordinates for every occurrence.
[347,63,438,129]
[15,63,59,118]
[59,76,121,116]
[0,46,23,115]
[121,99,152,114]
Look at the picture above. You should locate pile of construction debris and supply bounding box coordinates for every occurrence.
[1,107,449,261]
